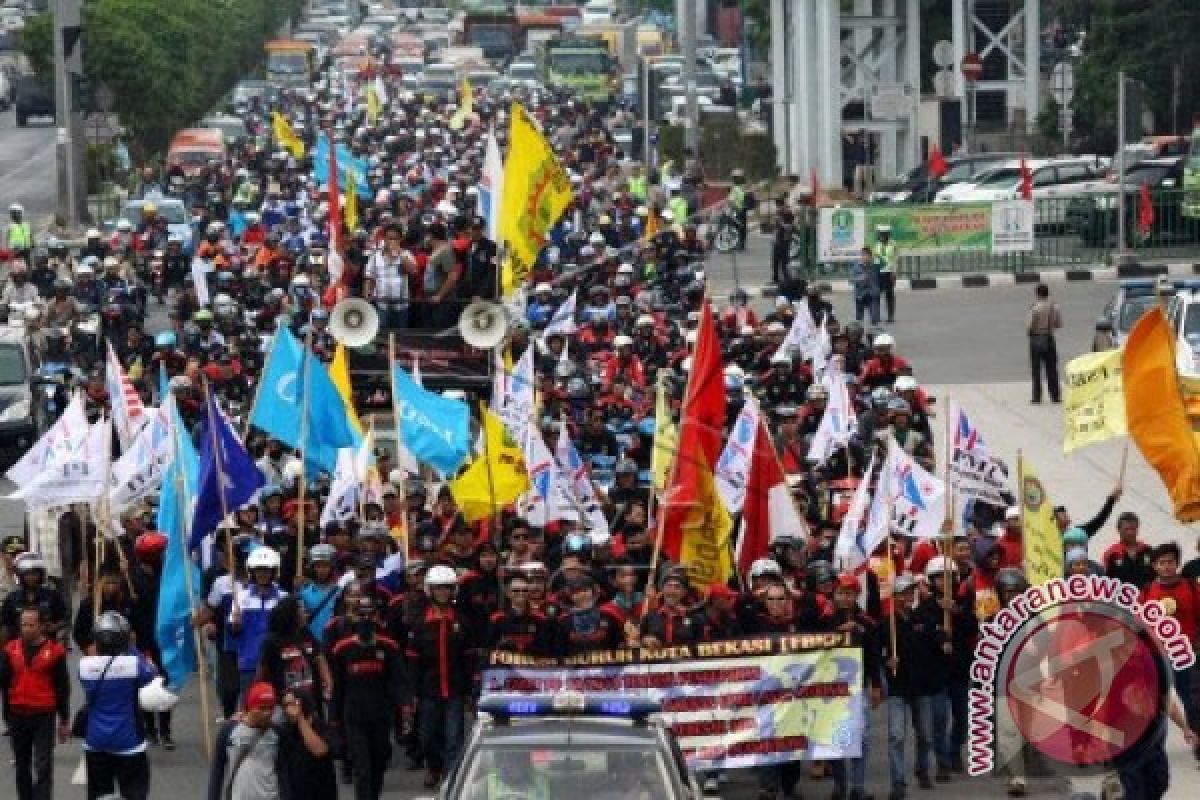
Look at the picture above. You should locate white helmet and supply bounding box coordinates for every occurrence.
[924,556,957,578]
[425,565,458,588]
[873,333,895,348]
[388,469,406,487]
[246,547,281,571]
[749,558,783,579]
[894,375,918,392]
[9,203,23,214]
[116,218,133,232]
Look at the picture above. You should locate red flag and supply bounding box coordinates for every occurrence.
[1138,183,1155,238]
[1018,158,1033,201]
[660,300,727,561]
[809,167,820,207]
[928,146,948,180]
[738,418,794,574]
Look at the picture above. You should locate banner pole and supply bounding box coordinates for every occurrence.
[942,395,954,634]
[1017,449,1026,582]
[295,327,314,581]
[203,379,239,614]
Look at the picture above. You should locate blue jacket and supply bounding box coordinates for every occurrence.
[228,584,286,673]
[79,649,156,754]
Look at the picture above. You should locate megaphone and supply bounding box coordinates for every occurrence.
[330,298,379,348]
[458,300,509,350]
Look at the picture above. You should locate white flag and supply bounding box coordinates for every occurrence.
[834,452,878,572]
[321,448,361,527]
[807,366,857,464]
[715,395,760,513]
[191,257,212,306]
[865,435,947,541]
[774,302,819,361]
[374,73,389,106]
[520,425,572,526]
[354,428,385,508]
[109,403,173,511]
[554,421,609,534]
[541,291,578,338]
[106,341,148,452]
[15,417,112,510]
[494,346,536,444]
[480,131,505,241]
[945,399,1010,506]
[7,392,89,489]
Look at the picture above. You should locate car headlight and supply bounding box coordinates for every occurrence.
[0,398,31,423]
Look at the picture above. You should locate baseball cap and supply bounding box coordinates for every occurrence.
[244,681,277,711]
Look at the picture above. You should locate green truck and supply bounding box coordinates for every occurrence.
[541,35,613,103]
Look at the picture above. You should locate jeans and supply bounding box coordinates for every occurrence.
[831,696,870,793]
[879,272,896,321]
[887,695,933,791]
[1117,740,1169,800]
[855,292,880,325]
[85,750,150,800]
[948,678,969,764]
[346,716,392,800]
[1029,334,1060,402]
[10,712,55,800]
[1176,663,1200,735]
[928,689,954,769]
[418,696,465,774]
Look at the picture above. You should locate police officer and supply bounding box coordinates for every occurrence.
[872,224,897,323]
[0,554,67,646]
[5,203,33,262]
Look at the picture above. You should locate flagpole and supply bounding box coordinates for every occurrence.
[1017,449,1026,582]
[942,395,954,634]
[480,402,500,544]
[99,417,138,603]
[203,379,240,614]
[295,327,314,581]
[358,414,372,524]
[171,416,213,761]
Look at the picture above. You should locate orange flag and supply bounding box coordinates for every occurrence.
[659,300,731,586]
[1122,307,1200,521]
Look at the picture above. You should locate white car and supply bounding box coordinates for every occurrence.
[1169,285,1200,376]
[934,158,1109,225]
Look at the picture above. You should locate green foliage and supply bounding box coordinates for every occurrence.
[1071,1,1200,152]
[1037,96,1061,144]
[20,0,303,154]
[658,117,777,182]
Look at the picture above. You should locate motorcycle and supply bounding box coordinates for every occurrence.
[709,207,743,254]
[31,360,81,434]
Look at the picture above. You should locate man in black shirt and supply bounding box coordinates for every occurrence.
[459,217,497,301]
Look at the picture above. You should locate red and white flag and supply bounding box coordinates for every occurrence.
[106,341,147,451]
[737,410,809,574]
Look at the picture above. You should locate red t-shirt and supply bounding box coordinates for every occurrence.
[1142,578,1200,643]
[995,531,1023,569]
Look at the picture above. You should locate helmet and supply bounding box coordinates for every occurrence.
[94,611,132,655]
[749,558,782,579]
[1062,526,1088,548]
[116,218,133,232]
[154,331,176,348]
[134,532,167,562]
[888,398,911,415]
[615,458,638,475]
[1066,547,1090,566]
[806,384,828,401]
[563,532,591,556]
[924,556,957,578]
[246,546,281,571]
[14,552,46,575]
[425,565,458,588]
[142,201,157,215]
[995,568,1029,594]
[86,228,101,239]
[893,574,918,594]
[9,202,24,214]
[309,544,336,563]
[894,375,918,392]
[873,333,895,348]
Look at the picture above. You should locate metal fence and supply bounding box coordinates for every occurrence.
[788,190,1200,281]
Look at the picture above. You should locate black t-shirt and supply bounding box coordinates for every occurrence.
[277,719,338,800]
[258,630,320,696]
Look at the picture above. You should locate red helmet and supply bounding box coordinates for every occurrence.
[134,532,168,563]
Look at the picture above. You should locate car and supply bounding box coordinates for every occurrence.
[14,74,53,127]
[1100,278,1184,347]
[1168,282,1200,375]
[0,7,24,32]
[108,195,193,254]
[869,153,1018,204]
[426,694,703,800]
[226,79,277,112]
[934,157,1109,226]
[1065,157,1188,246]
[0,328,35,465]
[198,113,249,147]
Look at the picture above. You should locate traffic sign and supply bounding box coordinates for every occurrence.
[961,53,983,83]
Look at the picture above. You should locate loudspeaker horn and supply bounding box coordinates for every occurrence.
[330,298,379,348]
[458,300,509,350]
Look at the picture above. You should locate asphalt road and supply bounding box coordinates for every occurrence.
[0,105,58,222]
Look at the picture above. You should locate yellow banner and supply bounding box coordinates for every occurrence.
[344,169,360,234]
[449,76,473,131]
[499,102,571,296]
[450,408,531,522]
[1063,350,1127,453]
[677,464,734,590]
[1020,456,1062,585]
[652,372,677,491]
[271,112,305,158]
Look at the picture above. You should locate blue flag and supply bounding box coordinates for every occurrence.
[312,136,370,195]
[154,390,201,691]
[249,327,360,475]
[191,392,264,549]
[392,365,471,475]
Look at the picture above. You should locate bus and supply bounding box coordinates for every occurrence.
[264,40,315,88]
[541,35,613,102]
[462,7,520,63]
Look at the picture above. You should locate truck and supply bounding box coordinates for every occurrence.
[576,20,639,71]
[540,34,614,102]
[516,11,565,55]
[462,7,520,64]
[264,40,315,89]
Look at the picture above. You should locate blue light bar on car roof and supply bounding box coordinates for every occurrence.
[479,693,662,719]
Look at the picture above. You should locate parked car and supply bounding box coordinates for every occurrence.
[1065,157,1189,246]
[869,153,1017,204]
[1100,278,1183,347]
[14,74,53,127]
[934,157,1109,226]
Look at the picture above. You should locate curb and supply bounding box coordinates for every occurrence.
[744,261,1200,297]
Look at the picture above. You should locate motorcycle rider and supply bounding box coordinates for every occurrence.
[1,262,40,310]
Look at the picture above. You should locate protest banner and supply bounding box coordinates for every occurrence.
[482,633,865,769]
[1063,349,1127,453]
[818,203,1033,261]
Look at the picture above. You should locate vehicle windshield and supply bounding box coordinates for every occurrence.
[942,161,995,183]
[459,746,671,800]
[1120,295,1163,333]
[0,345,25,385]
[267,52,309,74]
[1121,165,1173,187]
[549,52,609,75]
[510,64,539,81]
[1182,302,1200,337]
[976,168,1021,189]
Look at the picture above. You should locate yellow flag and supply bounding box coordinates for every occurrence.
[329,344,363,434]
[1122,306,1200,521]
[499,102,572,296]
[366,84,380,124]
[449,75,474,131]
[1019,455,1062,586]
[344,171,359,234]
[677,464,734,589]
[1063,349,1127,453]
[271,112,305,158]
[449,408,531,522]
[642,209,659,242]
[652,372,677,491]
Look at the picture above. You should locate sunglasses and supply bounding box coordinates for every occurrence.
[510,533,529,540]
[509,588,529,594]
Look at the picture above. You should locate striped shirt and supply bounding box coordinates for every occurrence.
[366,249,412,307]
